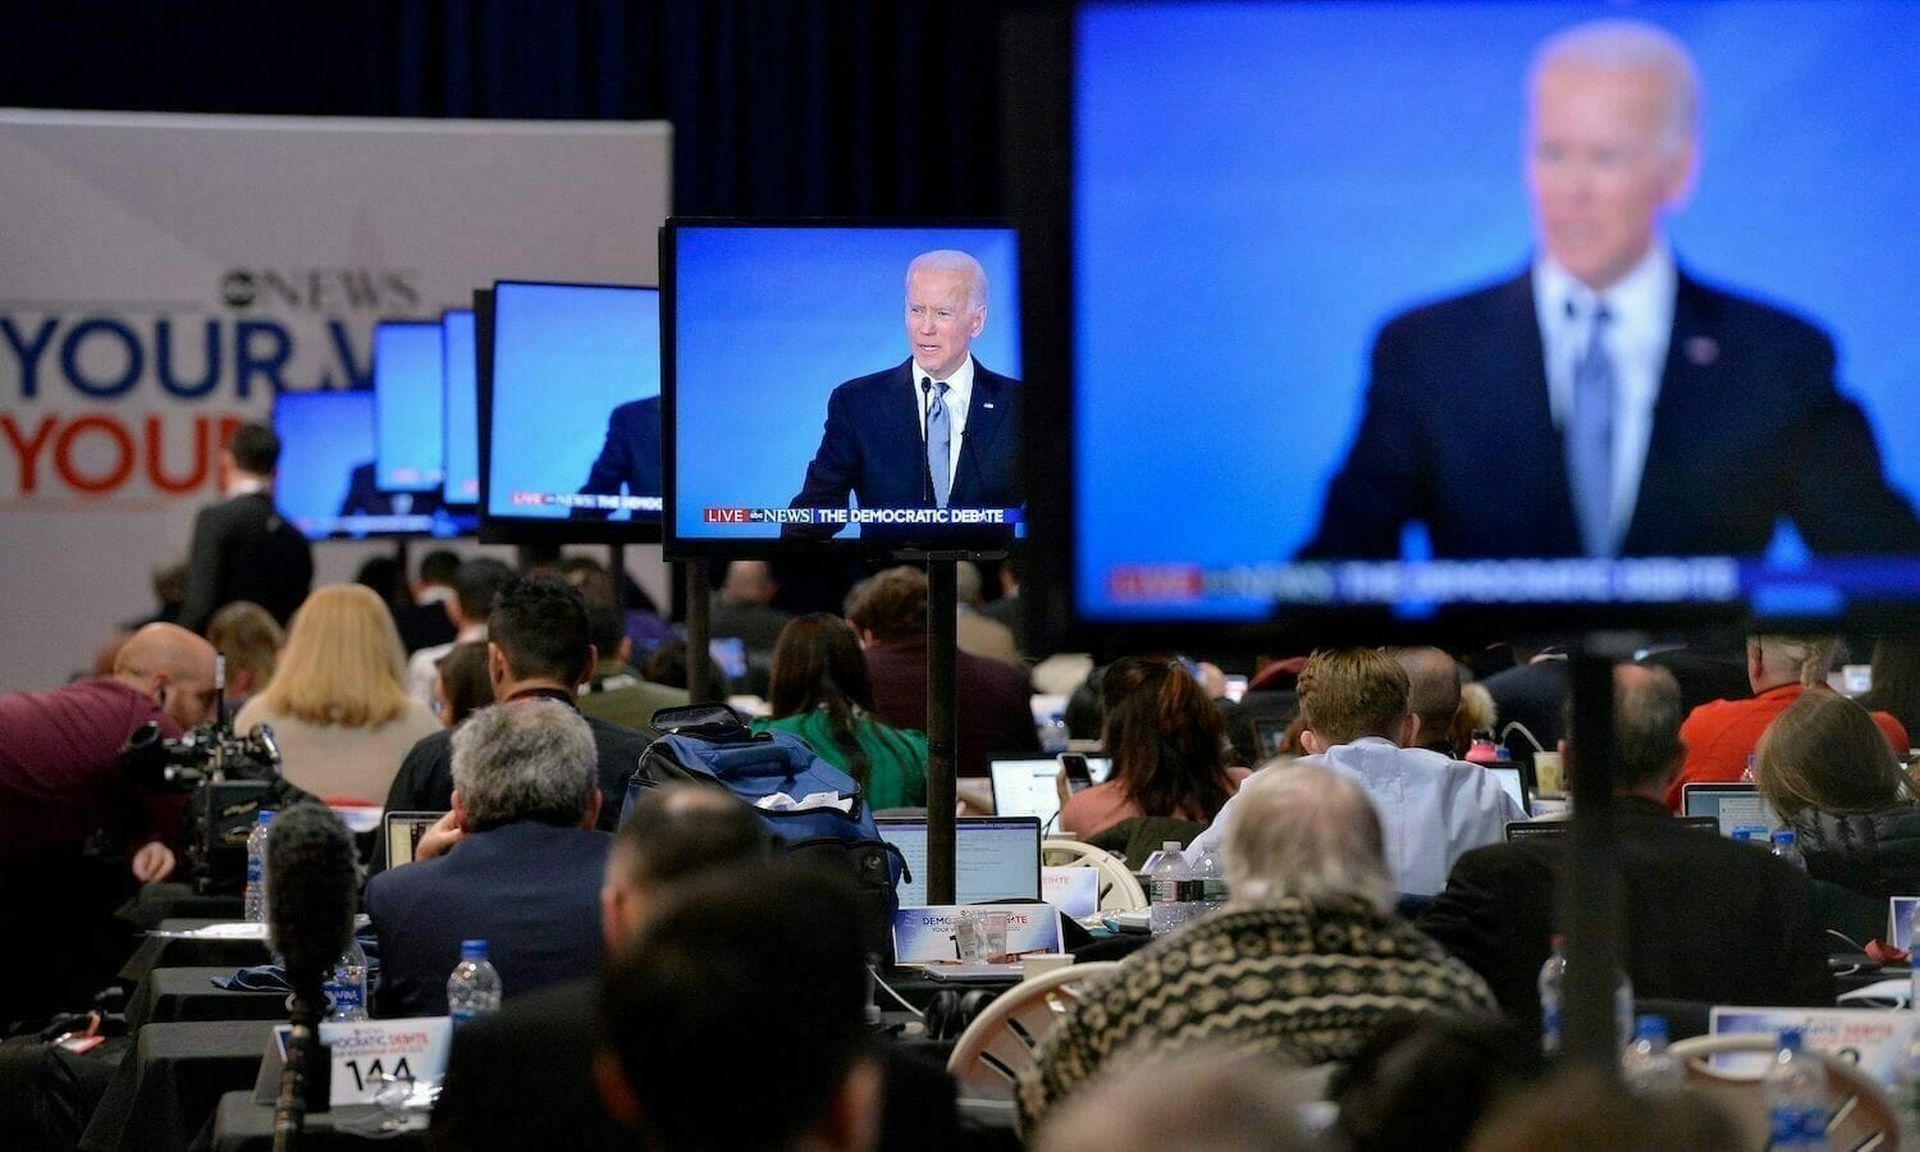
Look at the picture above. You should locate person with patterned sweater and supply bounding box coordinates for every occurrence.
[1018,763,1499,1131]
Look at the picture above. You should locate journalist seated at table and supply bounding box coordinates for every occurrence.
[1755,689,1920,902]
[430,785,772,1152]
[366,699,611,1018]
[1018,764,1499,1131]
[595,861,889,1152]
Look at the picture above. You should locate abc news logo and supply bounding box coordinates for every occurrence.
[219,267,421,313]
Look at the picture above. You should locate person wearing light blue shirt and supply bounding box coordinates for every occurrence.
[1194,648,1522,897]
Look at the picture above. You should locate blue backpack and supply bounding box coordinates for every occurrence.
[625,705,907,952]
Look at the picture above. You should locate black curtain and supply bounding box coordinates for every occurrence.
[0,0,1004,217]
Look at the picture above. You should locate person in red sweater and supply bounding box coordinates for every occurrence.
[1665,634,1909,810]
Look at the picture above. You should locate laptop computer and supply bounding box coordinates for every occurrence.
[1488,764,1530,817]
[383,811,446,868]
[876,815,1043,906]
[1680,783,1781,837]
[987,754,1114,826]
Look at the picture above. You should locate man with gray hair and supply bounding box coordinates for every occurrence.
[1664,633,1908,808]
[1302,18,1919,560]
[1018,764,1497,1132]
[366,698,612,1017]
[786,248,1022,540]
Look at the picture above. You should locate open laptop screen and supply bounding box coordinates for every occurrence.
[988,755,1115,826]
[877,816,1043,906]
[1681,783,1782,837]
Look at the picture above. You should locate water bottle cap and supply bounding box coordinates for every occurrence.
[460,939,488,960]
[1778,1027,1804,1051]
[1162,840,1182,850]
[256,810,276,825]
[1549,933,1565,952]
[1634,1014,1668,1041]
[1772,829,1796,847]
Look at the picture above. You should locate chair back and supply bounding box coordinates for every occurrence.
[1667,1031,1898,1150]
[1041,839,1146,912]
[945,960,1123,1097]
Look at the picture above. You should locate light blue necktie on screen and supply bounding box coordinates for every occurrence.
[1567,302,1615,557]
[924,378,951,508]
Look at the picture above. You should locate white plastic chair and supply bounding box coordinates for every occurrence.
[1667,1032,1898,1150]
[945,960,1123,1096]
[1042,838,1147,911]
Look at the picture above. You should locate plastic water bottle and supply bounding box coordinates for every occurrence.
[1040,712,1070,754]
[1908,912,1920,1014]
[1893,1027,1920,1142]
[447,939,502,1027]
[1766,1028,1829,1149]
[1148,842,1189,936]
[1621,1014,1681,1094]
[1187,841,1227,921]
[1538,934,1634,1056]
[324,938,369,1022]
[1771,829,1809,872]
[243,809,275,923]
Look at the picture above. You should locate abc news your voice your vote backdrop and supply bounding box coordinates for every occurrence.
[0,110,671,693]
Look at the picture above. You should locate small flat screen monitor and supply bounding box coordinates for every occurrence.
[273,390,474,539]
[1014,0,1920,647]
[481,281,663,543]
[373,321,445,492]
[442,309,479,506]
[663,220,1023,557]
[1489,765,1530,818]
[877,815,1043,906]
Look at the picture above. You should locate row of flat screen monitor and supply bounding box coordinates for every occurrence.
[274,222,1022,553]
[281,0,1920,638]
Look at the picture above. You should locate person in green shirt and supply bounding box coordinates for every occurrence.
[750,613,928,810]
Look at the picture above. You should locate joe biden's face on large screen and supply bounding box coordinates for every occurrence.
[904,262,985,381]
[1527,57,1696,292]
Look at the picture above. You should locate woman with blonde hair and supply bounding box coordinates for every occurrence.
[234,583,440,804]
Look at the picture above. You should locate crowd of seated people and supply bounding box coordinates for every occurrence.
[17,531,1920,1150]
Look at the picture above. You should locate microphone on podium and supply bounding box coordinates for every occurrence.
[265,803,357,1151]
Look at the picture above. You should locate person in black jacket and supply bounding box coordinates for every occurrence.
[1756,689,1920,902]
[374,575,652,875]
[1418,664,1834,1034]
[179,422,313,632]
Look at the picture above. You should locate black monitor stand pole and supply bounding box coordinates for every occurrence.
[923,555,962,906]
[1559,635,1641,1075]
[684,559,713,704]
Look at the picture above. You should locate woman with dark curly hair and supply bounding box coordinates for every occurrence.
[1057,656,1247,839]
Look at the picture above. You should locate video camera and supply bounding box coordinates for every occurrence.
[118,656,311,894]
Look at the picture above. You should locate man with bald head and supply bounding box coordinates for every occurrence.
[1393,646,1464,755]
[0,622,217,1026]
[786,249,1022,540]
[1302,19,1918,560]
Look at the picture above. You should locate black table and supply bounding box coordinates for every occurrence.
[118,885,245,932]
[200,1091,429,1152]
[126,968,287,1032]
[119,920,272,987]
[78,1019,277,1152]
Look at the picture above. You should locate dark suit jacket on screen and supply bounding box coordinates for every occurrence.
[786,359,1021,539]
[179,491,314,632]
[366,821,612,1018]
[573,396,661,520]
[1301,269,1920,559]
[1416,797,1835,1035]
